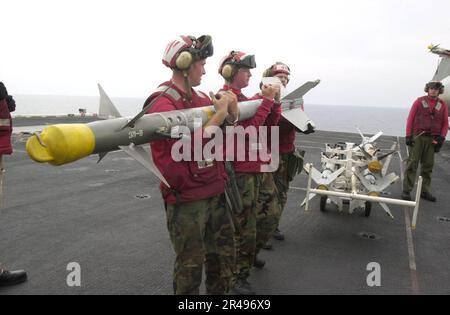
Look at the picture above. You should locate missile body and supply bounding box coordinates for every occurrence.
[26,81,319,167]
[27,99,309,165]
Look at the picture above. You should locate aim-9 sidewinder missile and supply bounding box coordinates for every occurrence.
[26,79,320,184]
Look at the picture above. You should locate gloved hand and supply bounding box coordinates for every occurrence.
[405,136,414,147]
[261,84,279,101]
[434,136,445,153]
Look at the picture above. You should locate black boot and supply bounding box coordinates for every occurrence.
[253,257,266,269]
[421,191,437,202]
[231,278,255,295]
[273,228,285,241]
[262,241,273,250]
[401,191,411,201]
[0,269,27,287]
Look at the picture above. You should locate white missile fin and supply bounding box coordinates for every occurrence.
[373,173,399,192]
[282,109,314,132]
[368,131,383,143]
[300,193,317,208]
[381,155,392,177]
[355,171,399,193]
[97,152,108,164]
[356,126,366,140]
[119,144,170,188]
[381,143,398,176]
[354,171,374,192]
[282,80,320,100]
[303,164,323,185]
[321,167,346,186]
[379,203,395,219]
[98,84,122,119]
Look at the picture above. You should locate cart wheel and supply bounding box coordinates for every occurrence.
[364,202,372,217]
[320,196,328,212]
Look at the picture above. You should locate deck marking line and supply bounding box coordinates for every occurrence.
[397,136,421,295]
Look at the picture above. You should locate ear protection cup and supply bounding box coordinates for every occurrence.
[221,64,236,80]
[176,51,193,71]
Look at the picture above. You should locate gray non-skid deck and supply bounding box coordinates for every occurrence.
[1,130,450,295]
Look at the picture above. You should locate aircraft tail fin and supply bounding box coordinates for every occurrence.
[429,45,450,106]
[432,55,450,82]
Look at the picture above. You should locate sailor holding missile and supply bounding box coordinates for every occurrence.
[262,62,313,242]
[143,35,237,295]
[218,51,281,295]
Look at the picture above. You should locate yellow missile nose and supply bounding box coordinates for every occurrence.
[26,124,96,165]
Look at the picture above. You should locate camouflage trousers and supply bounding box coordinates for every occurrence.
[255,172,282,255]
[403,135,435,193]
[232,173,258,280]
[231,173,282,279]
[165,194,236,295]
[274,153,291,212]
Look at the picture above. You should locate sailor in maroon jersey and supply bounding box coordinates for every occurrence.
[402,81,448,202]
[144,36,238,295]
[218,51,281,295]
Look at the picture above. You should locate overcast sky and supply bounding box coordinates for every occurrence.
[1,0,449,108]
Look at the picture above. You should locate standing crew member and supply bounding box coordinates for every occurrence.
[145,36,237,295]
[0,81,28,287]
[402,81,448,202]
[262,62,313,241]
[218,51,280,295]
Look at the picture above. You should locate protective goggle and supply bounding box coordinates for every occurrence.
[190,35,214,60]
[237,55,256,69]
